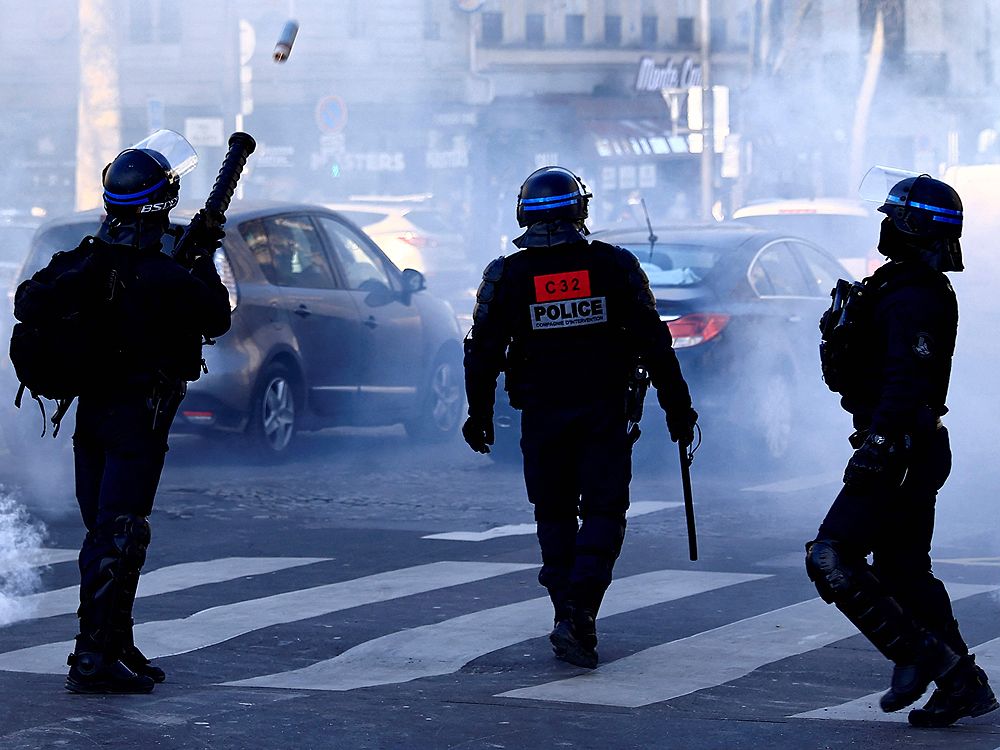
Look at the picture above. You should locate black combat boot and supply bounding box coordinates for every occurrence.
[120,643,166,684]
[880,634,960,712]
[908,655,1000,728]
[65,637,155,694]
[549,607,598,669]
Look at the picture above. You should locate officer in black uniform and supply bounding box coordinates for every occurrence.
[14,131,232,693]
[463,166,696,669]
[806,172,997,727]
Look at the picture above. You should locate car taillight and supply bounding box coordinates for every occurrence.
[663,313,729,348]
[213,248,239,312]
[398,232,432,248]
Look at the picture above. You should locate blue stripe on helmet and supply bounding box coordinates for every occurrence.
[909,200,962,216]
[931,215,962,224]
[103,177,168,204]
[520,191,580,205]
[522,198,579,211]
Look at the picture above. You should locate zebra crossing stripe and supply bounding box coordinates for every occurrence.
[225,569,767,691]
[0,561,537,674]
[422,501,681,542]
[794,584,1000,723]
[22,549,78,568]
[500,582,1000,708]
[11,557,331,623]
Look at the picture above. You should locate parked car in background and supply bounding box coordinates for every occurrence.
[5,202,465,458]
[731,198,878,280]
[324,196,478,307]
[0,209,44,295]
[491,224,852,465]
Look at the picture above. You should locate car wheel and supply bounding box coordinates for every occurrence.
[248,363,297,457]
[405,355,463,442]
[754,370,795,461]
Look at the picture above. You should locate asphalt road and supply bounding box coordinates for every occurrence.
[2,420,1000,750]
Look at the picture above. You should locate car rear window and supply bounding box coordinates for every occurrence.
[621,244,721,287]
[734,215,875,259]
[404,210,450,234]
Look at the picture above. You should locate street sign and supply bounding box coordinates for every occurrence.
[315,95,348,134]
[184,117,226,148]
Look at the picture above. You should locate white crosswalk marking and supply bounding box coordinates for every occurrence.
[740,473,841,494]
[9,557,330,623]
[21,549,78,568]
[422,501,681,542]
[500,582,1000,708]
[225,569,766,691]
[0,561,537,674]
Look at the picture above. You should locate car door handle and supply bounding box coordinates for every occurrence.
[364,316,378,329]
[294,304,311,318]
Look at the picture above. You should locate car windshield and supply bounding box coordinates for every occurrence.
[620,243,722,287]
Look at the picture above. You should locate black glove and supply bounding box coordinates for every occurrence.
[843,432,909,488]
[667,406,698,445]
[462,414,494,454]
[176,210,226,266]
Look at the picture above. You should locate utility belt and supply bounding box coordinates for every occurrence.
[848,417,944,450]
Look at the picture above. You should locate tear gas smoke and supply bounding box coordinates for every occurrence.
[0,490,47,626]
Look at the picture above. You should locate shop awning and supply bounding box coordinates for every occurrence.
[589,119,692,158]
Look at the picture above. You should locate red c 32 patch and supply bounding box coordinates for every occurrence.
[533,270,591,302]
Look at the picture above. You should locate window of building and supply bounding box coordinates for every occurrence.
[641,15,658,46]
[859,0,905,69]
[677,17,695,47]
[526,13,545,46]
[423,0,441,40]
[482,12,503,45]
[566,14,584,46]
[129,0,180,44]
[605,15,622,46]
[711,18,726,49]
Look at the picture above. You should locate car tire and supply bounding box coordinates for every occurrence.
[247,363,298,458]
[753,370,795,463]
[404,354,463,442]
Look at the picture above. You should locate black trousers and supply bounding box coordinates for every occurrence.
[72,390,179,651]
[520,397,631,619]
[814,425,965,652]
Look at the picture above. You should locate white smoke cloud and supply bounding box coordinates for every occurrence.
[0,490,47,626]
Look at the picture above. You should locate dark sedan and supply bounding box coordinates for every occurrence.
[492,223,851,464]
[7,202,465,458]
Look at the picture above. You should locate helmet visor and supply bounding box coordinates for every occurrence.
[858,165,921,204]
[129,129,198,181]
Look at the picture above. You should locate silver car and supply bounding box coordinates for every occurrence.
[9,202,465,457]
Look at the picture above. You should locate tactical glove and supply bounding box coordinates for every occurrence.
[462,414,494,454]
[667,406,698,445]
[843,432,909,488]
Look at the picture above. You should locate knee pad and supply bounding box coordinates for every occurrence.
[112,515,151,570]
[805,539,856,603]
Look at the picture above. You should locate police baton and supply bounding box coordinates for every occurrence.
[678,436,698,561]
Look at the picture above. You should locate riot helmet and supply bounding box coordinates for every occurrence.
[516,166,592,228]
[858,166,964,272]
[103,129,197,217]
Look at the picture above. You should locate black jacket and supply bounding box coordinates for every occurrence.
[14,236,232,392]
[841,259,957,436]
[464,238,691,418]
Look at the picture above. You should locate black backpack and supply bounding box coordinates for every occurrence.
[9,238,120,435]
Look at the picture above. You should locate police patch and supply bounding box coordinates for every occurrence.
[530,297,607,330]
[913,332,934,359]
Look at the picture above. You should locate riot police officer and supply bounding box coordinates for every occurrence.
[806,170,997,727]
[13,130,232,693]
[463,166,696,669]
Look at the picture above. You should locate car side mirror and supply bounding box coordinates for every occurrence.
[401,268,426,294]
